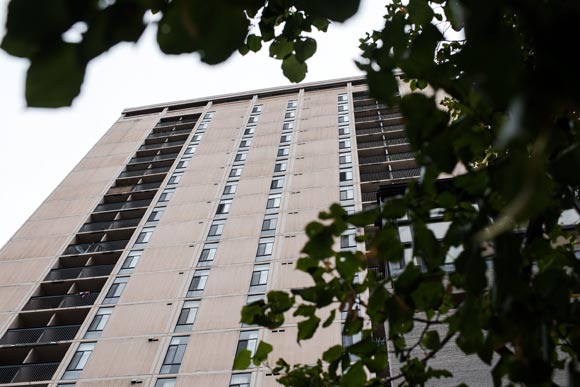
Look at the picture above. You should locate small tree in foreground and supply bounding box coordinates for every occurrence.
[3,0,580,385]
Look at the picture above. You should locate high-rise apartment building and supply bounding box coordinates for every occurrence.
[2,76,576,387]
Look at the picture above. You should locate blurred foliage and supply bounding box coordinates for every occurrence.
[4,0,580,385]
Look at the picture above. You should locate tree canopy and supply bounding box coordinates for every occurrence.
[3,0,580,385]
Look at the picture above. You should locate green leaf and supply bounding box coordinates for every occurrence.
[303,0,361,23]
[247,34,262,52]
[269,37,293,59]
[294,37,317,62]
[422,330,441,350]
[282,54,308,82]
[323,345,343,362]
[311,17,330,32]
[323,310,336,328]
[340,361,366,386]
[267,291,294,313]
[408,0,434,26]
[232,349,252,370]
[26,43,85,107]
[551,144,580,185]
[298,315,321,341]
[348,209,377,227]
[253,341,273,365]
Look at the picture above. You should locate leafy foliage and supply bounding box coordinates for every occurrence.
[4,0,580,386]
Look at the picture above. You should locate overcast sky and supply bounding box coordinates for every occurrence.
[0,0,386,247]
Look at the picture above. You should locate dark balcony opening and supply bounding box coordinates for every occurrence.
[58,251,121,268]
[117,165,171,179]
[62,239,129,256]
[106,180,162,195]
[138,139,186,152]
[44,264,115,282]
[0,344,70,383]
[78,217,141,234]
[0,325,81,347]
[128,152,179,166]
[144,129,191,144]
[93,198,153,214]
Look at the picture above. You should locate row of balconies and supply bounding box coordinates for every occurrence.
[357,136,410,149]
[359,168,421,183]
[355,123,405,136]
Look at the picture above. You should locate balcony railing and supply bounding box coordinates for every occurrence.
[154,118,197,129]
[0,362,59,383]
[355,113,403,123]
[147,127,192,139]
[355,124,406,136]
[353,103,388,112]
[386,137,409,146]
[0,324,81,346]
[23,292,99,311]
[359,155,388,164]
[45,264,115,281]
[118,166,170,178]
[128,152,179,165]
[62,240,129,255]
[138,139,185,151]
[79,218,140,233]
[360,168,420,182]
[357,140,385,149]
[362,192,377,202]
[388,151,415,161]
[94,199,152,213]
[107,181,162,195]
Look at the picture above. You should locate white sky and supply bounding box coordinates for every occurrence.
[0,0,386,247]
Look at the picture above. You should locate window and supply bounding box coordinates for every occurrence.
[282,121,294,131]
[287,100,298,110]
[339,126,350,136]
[198,122,208,130]
[339,169,353,182]
[198,245,217,267]
[244,126,255,136]
[280,134,291,143]
[208,222,225,237]
[256,238,274,260]
[240,139,252,148]
[119,250,142,274]
[168,172,183,185]
[191,134,202,142]
[270,177,284,190]
[84,308,113,339]
[247,294,265,304]
[230,373,251,387]
[216,199,233,215]
[340,234,356,248]
[339,154,352,165]
[250,264,269,292]
[203,112,214,120]
[338,94,348,102]
[284,111,296,120]
[339,140,351,149]
[135,227,155,244]
[155,378,176,387]
[176,159,190,169]
[261,216,278,232]
[274,162,287,173]
[235,152,248,162]
[559,208,580,226]
[338,104,348,112]
[223,183,237,195]
[252,105,263,114]
[277,147,289,157]
[229,167,243,177]
[235,330,259,368]
[148,208,165,222]
[248,116,258,124]
[160,336,189,374]
[175,300,200,332]
[338,114,349,123]
[159,188,175,202]
[427,221,451,239]
[103,277,129,304]
[187,270,209,297]
[266,194,281,209]
[398,225,412,243]
[62,342,96,379]
[343,205,355,215]
[184,145,196,155]
[340,187,354,201]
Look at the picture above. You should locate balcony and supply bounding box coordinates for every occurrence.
[44,264,115,281]
[361,192,377,202]
[138,139,185,151]
[355,124,405,136]
[359,152,415,165]
[154,118,197,129]
[79,218,140,233]
[357,140,385,149]
[0,362,59,383]
[0,325,81,346]
[106,181,162,195]
[118,166,170,179]
[147,127,192,139]
[353,103,387,112]
[94,199,152,213]
[62,240,129,255]
[23,292,99,311]
[128,152,179,165]
[360,168,420,182]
